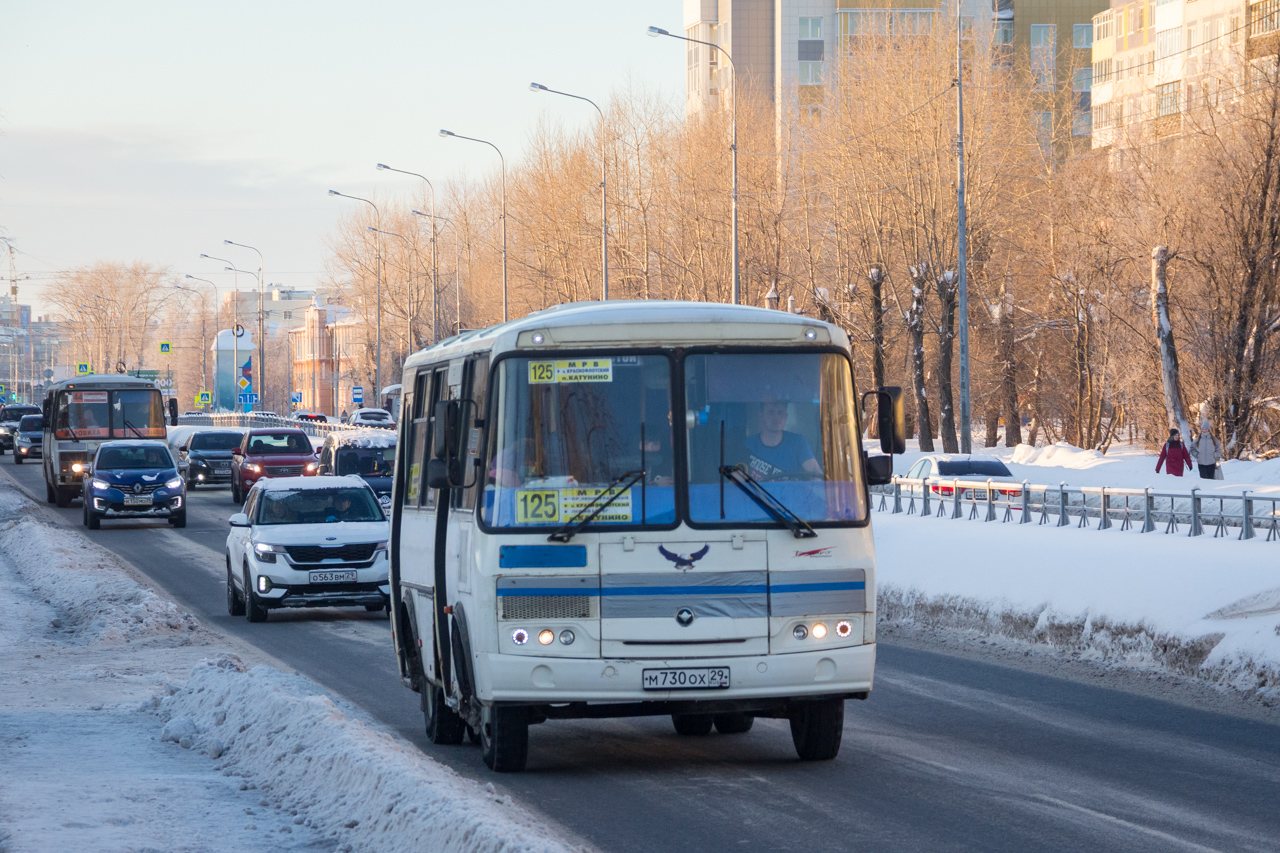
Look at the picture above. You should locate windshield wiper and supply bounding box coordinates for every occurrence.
[547,469,645,543]
[718,463,818,539]
[120,417,145,439]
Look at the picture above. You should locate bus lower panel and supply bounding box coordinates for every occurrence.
[528,693,868,722]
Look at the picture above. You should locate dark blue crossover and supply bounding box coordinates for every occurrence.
[83,440,187,529]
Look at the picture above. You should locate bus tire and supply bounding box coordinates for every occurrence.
[226,561,245,616]
[671,714,714,736]
[713,712,754,734]
[480,705,529,772]
[423,683,466,745]
[55,488,72,508]
[789,698,844,761]
[45,480,55,504]
[244,568,268,623]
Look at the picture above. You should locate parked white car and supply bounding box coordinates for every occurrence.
[902,454,1022,501]
[348,407,395,429]
[225,476,390,622]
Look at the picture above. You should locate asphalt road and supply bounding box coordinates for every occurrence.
[7,458,1279,853]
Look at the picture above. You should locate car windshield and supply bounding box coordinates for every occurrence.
[358,411,389,421]
[256,487,384,524]
[97,445,175,470]
[335,446,395,477]
[2,407,38,421]
[684,352,866,524]
[19,415,42,431]
[482,355,675,528]
[246,432,311,454]
[190,432,242,451]
[935,460,1013,477]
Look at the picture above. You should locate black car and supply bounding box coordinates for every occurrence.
[0,404,41,454]
[180,430,243,487]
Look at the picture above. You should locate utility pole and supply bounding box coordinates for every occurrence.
[956,0,973,454]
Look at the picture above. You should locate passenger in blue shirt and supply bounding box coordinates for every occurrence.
[743,398,823,480]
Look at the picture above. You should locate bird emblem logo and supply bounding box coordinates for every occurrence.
[658,544,710,572]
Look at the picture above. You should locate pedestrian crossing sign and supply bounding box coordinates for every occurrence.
[159,342,172,355]
[195,391,211,408]
[76,363,91,376]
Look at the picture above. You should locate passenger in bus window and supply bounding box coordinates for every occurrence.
[745,395,822,481]
[489,437,535,488]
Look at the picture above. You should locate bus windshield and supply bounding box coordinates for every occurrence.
[684,352,866,525]
[55,389,166,440]
[482,355,675,529]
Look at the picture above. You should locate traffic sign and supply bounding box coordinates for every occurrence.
[353,386,364,405]
[198,391,212,406]
[159,342,172,355]
[238,393,260,404]
[0,385,6,395]
[76,363,91,376]
[291,391,303,404]
[237,377,250,390]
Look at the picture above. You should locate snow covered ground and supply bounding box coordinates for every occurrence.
[0,485,581,853]
[873,484,1280,705]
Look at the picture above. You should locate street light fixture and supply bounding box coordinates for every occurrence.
[224,240,266,411]
[328,190,384,400]
[439,129,508,322]
[648,25,739,304]
[412,210,463,335]
[376,164,438,343]
[530,82,609,301]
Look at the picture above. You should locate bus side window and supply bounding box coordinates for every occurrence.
[404,370,431,507]
[457,354,489,511]
[423,369,446,509]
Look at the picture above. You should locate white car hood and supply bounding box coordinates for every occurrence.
[250,520,389,546]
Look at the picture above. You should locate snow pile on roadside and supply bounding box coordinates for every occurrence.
[154,657,582,853]
[874,511,1280,704]
[0,514,202,645]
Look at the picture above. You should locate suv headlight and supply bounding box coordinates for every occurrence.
[165,477,183,490]
[253,542,285,563]
[244,463,262,473]
[91,479,111,491]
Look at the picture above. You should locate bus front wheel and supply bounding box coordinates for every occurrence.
[480,705,529,772]
[423,683,465,745]
[55,488,72,508]
[789,698,844,761]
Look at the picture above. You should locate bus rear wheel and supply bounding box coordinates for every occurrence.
[789,698,844,761]
[480,705,529,772]
[45,480,55,504]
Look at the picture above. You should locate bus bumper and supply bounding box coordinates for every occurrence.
[474,643,875,704]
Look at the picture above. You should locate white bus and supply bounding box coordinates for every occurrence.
[388,301,904,772]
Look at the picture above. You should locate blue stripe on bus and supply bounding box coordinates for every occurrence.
[770,582,866,593]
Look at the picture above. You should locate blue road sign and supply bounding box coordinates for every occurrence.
[353,386,364,404]
[291,391,303,404]
[238,393,261,404]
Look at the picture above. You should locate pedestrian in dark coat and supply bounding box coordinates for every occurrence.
[1156,428,1194,477]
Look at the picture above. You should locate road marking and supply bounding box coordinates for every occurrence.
[1033,795,1226,853]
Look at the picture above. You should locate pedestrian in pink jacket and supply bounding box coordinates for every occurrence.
[1156,428,1194,476]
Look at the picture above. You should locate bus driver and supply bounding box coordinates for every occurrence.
[744,395,823,481]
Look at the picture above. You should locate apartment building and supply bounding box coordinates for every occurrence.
[685,0,1105,134]
[1091,0,1248,147]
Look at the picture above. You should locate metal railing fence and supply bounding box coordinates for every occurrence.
[176,412,366,438]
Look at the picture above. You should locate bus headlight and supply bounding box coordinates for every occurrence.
[71,462,85,473]
[538,630,555,645]
[811,622,828,640]
[793,624,808,640]
[558,629,575,645]
[511,628,529,646]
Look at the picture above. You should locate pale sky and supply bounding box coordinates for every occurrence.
[0,0,684,315]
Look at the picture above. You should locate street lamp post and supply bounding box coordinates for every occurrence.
[224,241,266,412]
[439,129,508,322]
[200,253,246,412]
[376,164,438,343]
[530,83,609,300]
[328,190,383,401]
[413,211,463,335]
[648,25,739,304]
[367,226,417,361]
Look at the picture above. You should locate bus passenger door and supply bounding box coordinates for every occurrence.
[400,368,445,680]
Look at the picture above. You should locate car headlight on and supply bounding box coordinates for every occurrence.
[165,477,183,490]
[304,462,317,472]
[244,463,261,473]
[253,542,285,563]
[91,479,111,491]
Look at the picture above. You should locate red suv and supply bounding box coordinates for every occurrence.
[231,429,317,504]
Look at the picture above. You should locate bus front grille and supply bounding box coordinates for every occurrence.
[500,595,593,621]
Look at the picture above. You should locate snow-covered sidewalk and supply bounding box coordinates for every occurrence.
[0,485,581,853]
[874,507,1280,704]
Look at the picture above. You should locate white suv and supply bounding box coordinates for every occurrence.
[348,407,395,429]
[225,476,390,622]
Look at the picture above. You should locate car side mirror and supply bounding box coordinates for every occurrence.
[232,447,242,456]
[228,513,250,527]
[178,444,189,452]
[865,454,894,486]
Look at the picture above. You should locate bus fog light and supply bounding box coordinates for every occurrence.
[558,629,575,645]
[538,629,555,645]
[793,624,808,640]
[512,628,529,646]
[836,620,852,638]
[811,622,828,640]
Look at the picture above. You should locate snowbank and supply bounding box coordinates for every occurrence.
[152,658,581,853]
[873,510,1280,703]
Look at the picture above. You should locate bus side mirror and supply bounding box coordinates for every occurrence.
[863,387,906,455]
[168,398,178,426]
[865,454,894,486]
[431,400,460,461]
[426,458,451,489]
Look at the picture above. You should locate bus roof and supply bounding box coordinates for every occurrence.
[44,374,160,397]
[402,301,848,372]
